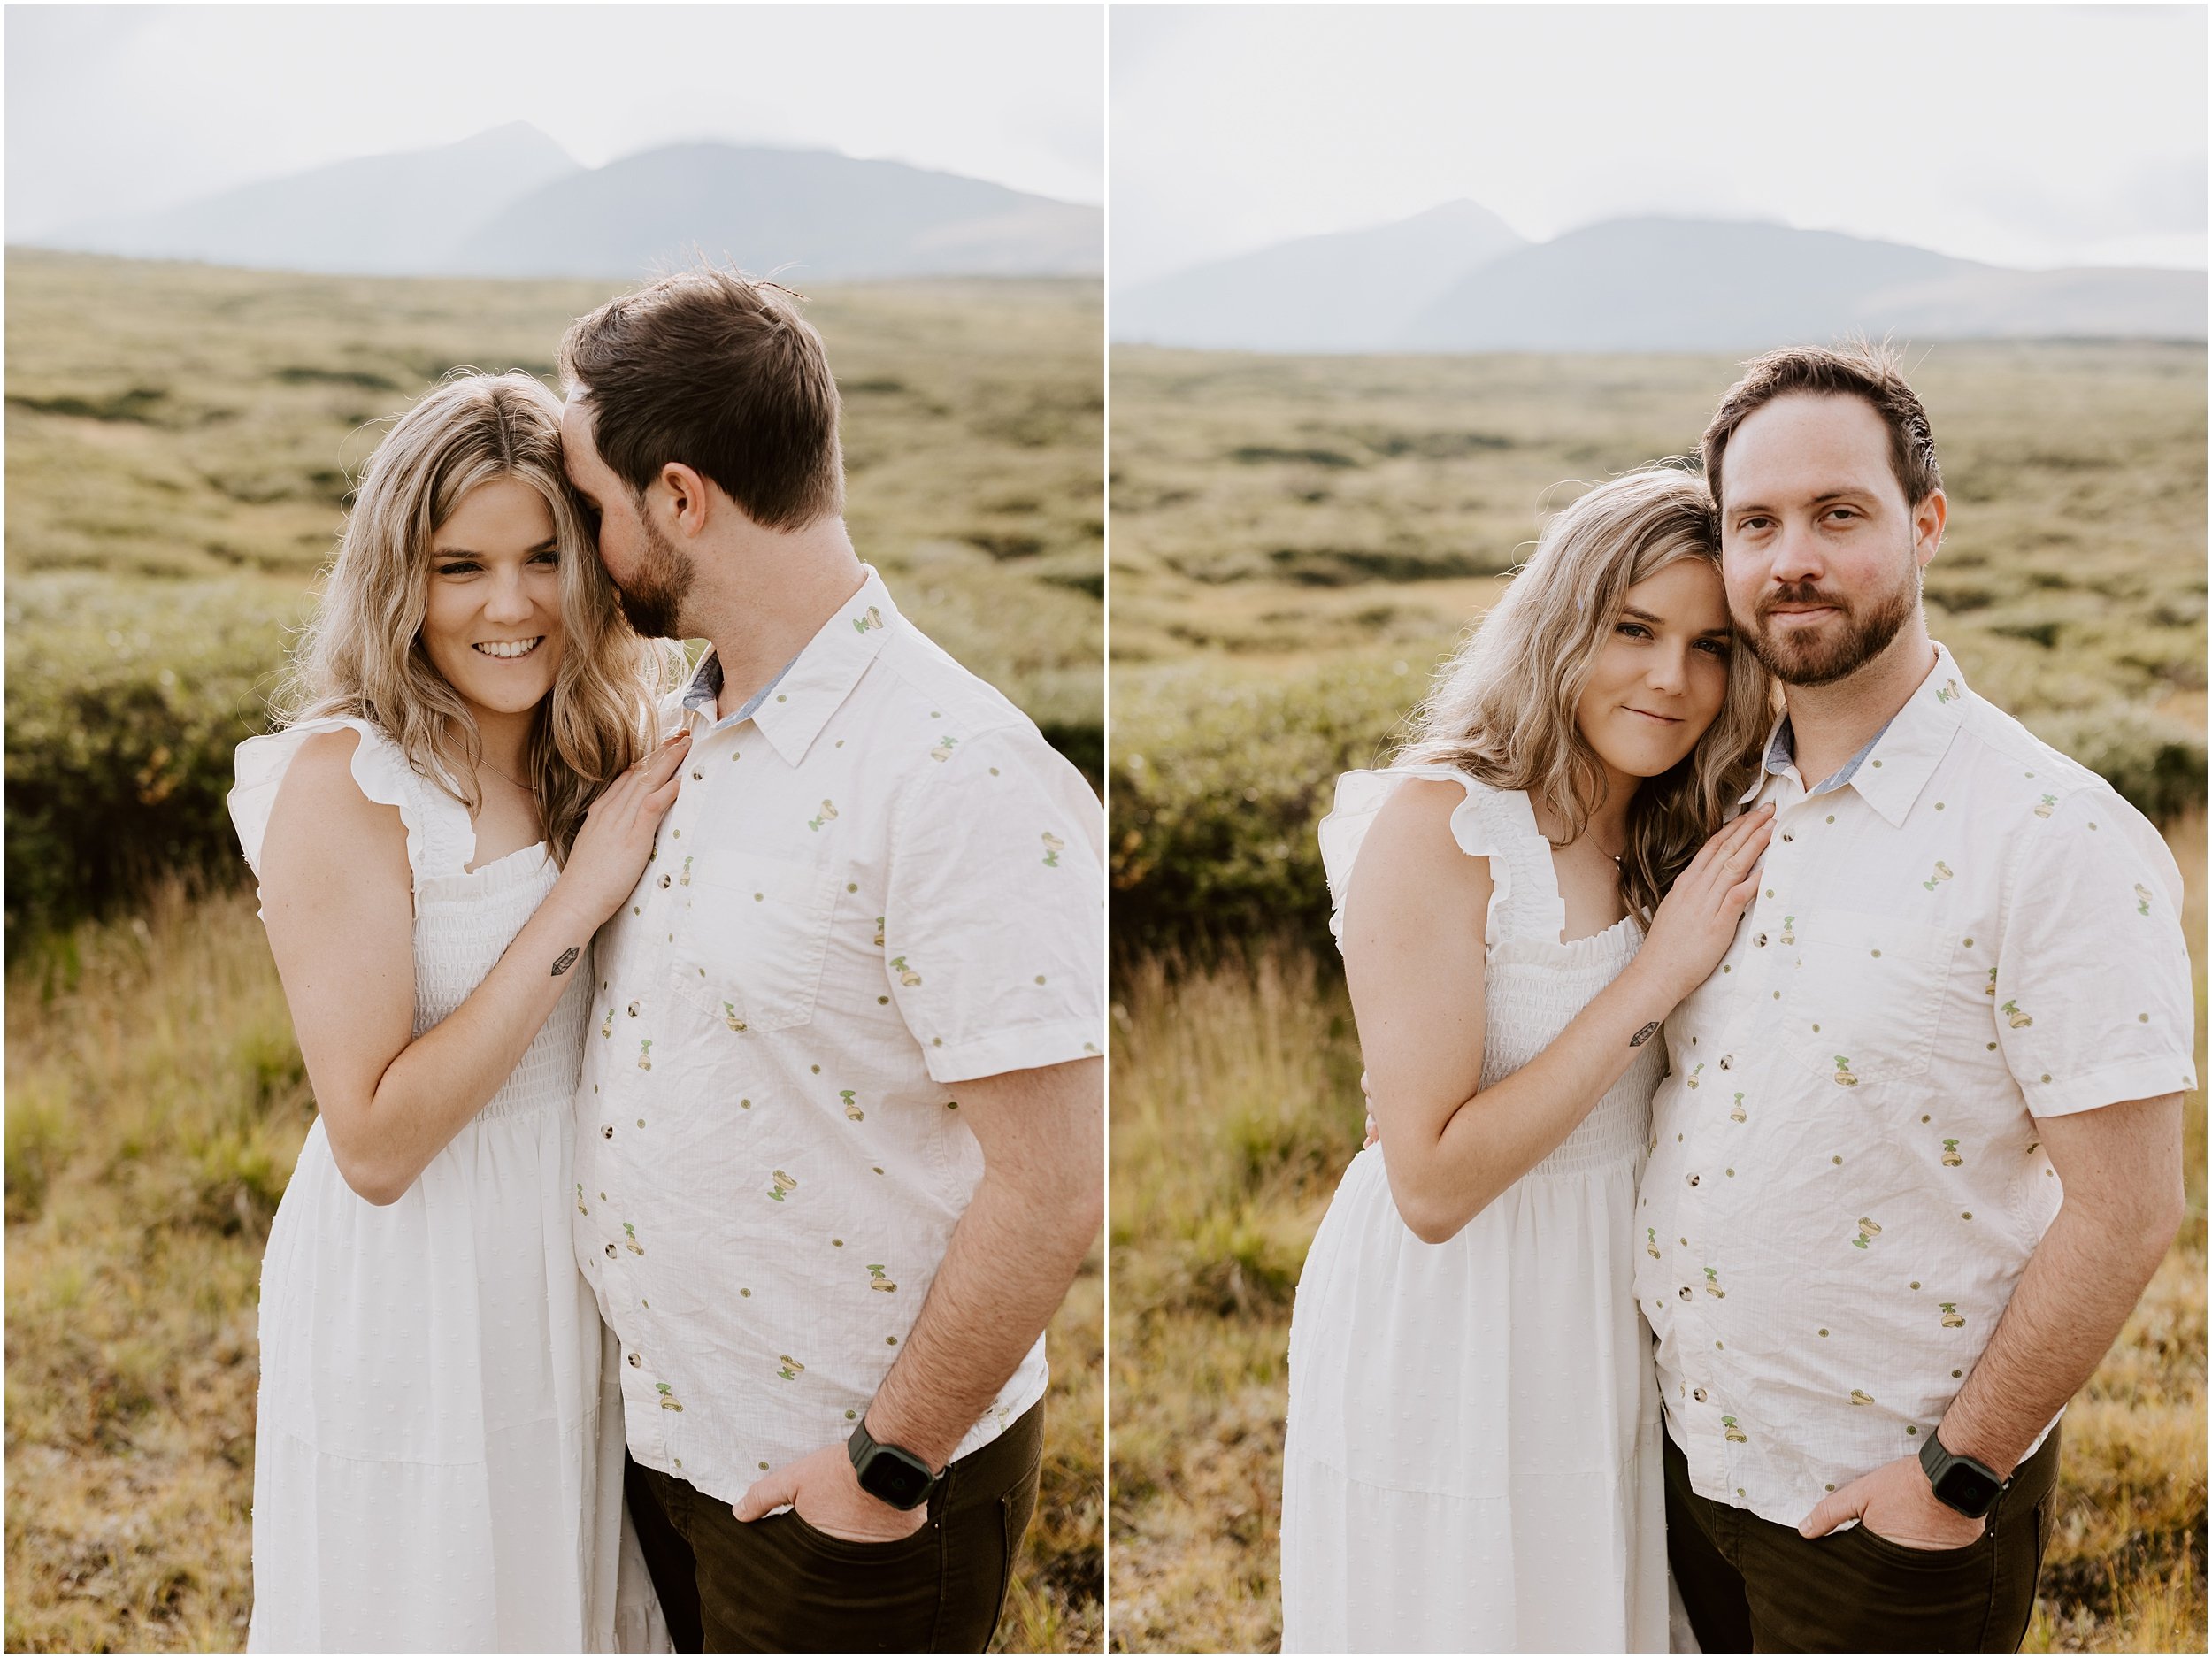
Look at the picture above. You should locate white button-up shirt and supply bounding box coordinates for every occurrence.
[574,568,1105,1503]
[1637,643,2196,1525]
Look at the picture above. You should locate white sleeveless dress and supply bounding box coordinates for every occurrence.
[1280,767,1671,1653]
[229,716,658,1652]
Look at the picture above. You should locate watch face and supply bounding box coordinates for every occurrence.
[1935,1460,2003,1516]
[861,1447,933,1508]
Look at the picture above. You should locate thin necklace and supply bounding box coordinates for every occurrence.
[480,756,530,792]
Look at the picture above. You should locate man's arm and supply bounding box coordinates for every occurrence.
[1801,1091,2184,1546]
[858,1055,1104,1459]
[733,1055,1102,1539]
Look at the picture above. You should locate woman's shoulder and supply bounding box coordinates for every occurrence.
[1320,766,1523,949]
[1325,765,1522,857]
[279,725,402,814]
[231,715,422,881]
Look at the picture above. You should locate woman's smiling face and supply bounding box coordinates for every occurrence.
[420,477,565,719]
[1573,557,1735,780]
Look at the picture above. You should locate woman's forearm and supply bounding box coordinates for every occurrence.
[335,883,600,1203]
[1380,956,1680,1242]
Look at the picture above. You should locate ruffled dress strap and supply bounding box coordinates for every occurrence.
[1318,765,1561,954]
[228,715,473,896]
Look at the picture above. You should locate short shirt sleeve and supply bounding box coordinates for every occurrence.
[1995,787,2198,1117]
[881,722,1105,1084]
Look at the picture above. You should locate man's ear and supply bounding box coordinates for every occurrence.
[653,461,714,539]
[1913,488,1947,568]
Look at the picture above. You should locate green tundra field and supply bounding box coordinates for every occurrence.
[1106,340,2207,1652]
[6,249,1104,940]
[3,251,1103,1652]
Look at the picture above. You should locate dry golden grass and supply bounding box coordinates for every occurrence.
[4,884,1103,1652]
[1108,820,2207,1654]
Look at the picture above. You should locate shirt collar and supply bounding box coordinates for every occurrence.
[1738,643,1970,827]
[1762,712,1886,799]
[682,650,795,729]
[678,566,900,767]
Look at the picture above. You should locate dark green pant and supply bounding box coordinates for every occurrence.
[1664,1424,2060,1653]
[626,1401,1044,1653]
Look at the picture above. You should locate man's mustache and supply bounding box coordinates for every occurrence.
[1756,581,1845,618]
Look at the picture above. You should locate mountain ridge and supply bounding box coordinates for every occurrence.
[20,126,1102,282]
[33,123,582,276]
[1115,208,2207,352]
[1110,200,1526,352]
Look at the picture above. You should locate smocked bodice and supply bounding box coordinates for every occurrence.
[1318,766,1660,1178]
[229,715,588,1127]
[414,845,590,1123]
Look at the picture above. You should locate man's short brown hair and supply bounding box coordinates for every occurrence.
[558,267,844,531]
[1701,341,1941,512]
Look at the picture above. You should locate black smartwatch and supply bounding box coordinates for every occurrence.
[848,1416,943,1511]
[1918,1426,2008,1519]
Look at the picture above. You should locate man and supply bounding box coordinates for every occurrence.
[1639,343,2194,1650]
[557,268,1104,1652]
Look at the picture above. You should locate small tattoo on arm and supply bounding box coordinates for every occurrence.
[1629,1022,1661,1048]
[551,947,580,978]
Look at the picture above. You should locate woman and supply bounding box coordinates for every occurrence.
[227,372,682,1649]
[1279,466,1775,1652]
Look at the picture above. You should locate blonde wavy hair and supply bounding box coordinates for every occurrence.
[1398,464,1772,919]
[275,372,675,863]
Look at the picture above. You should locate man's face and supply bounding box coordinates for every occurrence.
[560,395,694,641]
[1716,393,1940,687]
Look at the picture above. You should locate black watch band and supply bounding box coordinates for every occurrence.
[848,1416,943,1512]
[1918,1425,2008,1519]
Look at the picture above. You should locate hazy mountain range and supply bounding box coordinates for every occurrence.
[1115,203,2207,353]
[19,122,1103,282]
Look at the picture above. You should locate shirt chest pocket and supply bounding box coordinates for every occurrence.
[669,850,839,1033]
[1778,910,1959,1093]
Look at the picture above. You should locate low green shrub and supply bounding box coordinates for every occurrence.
[1110,655,2208,964]
[6,575,302,949]
[7,569,1100,948]
[1110,653,1432,962]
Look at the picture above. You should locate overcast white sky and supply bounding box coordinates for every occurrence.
[1111,5,2208,288]
[5,4,1104,238]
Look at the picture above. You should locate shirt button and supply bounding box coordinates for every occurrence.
[691,771,703,781]
[628,1001,641,1016]
[659,874,672,888]
[1688,1173,1701,1186]
[1693,1387,1708,1402]
[1718,1055,1733,1070]
[1678,1286,1692,1301]
[604,1243,617,1258]
[1755,933,1768,947]
[627,1352,641,1368]
[602,1125,614,1139]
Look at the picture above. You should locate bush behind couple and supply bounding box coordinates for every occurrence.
[231,268,1105,1652]
[1283,342,2193,1653]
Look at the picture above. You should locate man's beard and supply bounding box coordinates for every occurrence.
[613,515,695,641]
[1741,557,1918,687]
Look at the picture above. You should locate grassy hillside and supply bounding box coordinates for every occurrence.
[1110,341,2203,673]
[5,250,1103,939]
[1105,340,2207,1650]
[3,252,1104,1650]
[1109,342,2207,959]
